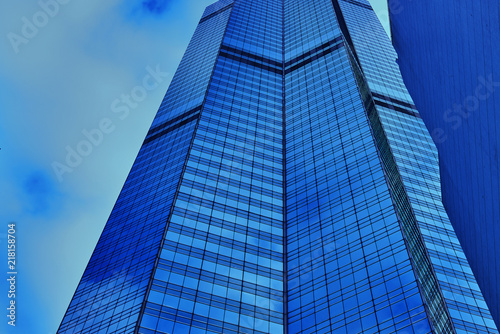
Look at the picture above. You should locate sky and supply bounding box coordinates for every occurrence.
[0,0,389,333]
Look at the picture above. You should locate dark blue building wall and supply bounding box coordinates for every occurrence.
[389,0,500,328]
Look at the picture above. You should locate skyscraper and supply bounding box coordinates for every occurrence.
[388,1,500,328]
[58,0,498,333]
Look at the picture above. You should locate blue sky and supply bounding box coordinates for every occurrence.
[0,0,389,333]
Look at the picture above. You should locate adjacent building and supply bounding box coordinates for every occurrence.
[59,0,498,333]
[389,0,500,329]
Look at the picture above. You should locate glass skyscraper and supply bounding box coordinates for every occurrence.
[58,0,498,333]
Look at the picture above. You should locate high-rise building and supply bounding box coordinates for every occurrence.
[388,1,500,328]
[58,0,498,333]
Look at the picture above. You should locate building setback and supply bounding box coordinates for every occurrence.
[389,0,500,329]
[59,0,498,333]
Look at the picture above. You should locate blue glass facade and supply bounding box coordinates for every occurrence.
[388,0,500,329]
[59,0,498,333]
